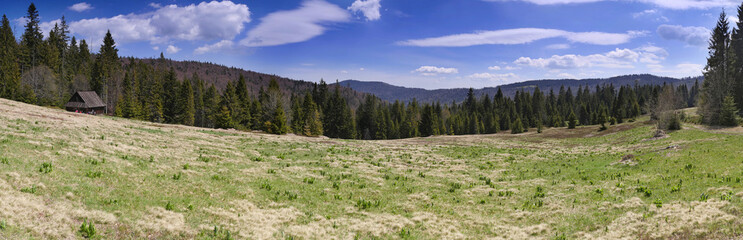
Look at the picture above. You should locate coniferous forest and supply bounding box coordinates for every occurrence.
[1,3,742,141]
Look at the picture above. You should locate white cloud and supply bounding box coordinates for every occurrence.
[546,43,570,49]
[633,9,657,18]
[555,72,576,79]
[348,0,382,21]
[468,72,519,82]
[414,66,459,76]
[488,66,501,70]
[359,67,365,71]
[241,0,350,47]
[729,16,740,24]
[149,2,162,8]
[55,1,251,46]
[69,2,93,12]
[504,66,520,70]
[484,0,739,10]
[632,9,669,22]
[514,47,667,69]
[398,28,641,47]
[152,46,159,51]
[166,45,181,54]
[656,24,709,46]
[194,40,235,54]
[648,63,704,76]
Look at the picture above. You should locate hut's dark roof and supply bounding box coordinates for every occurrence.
[65,91,106,109]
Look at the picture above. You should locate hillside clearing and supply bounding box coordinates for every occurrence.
[1,98,743,239]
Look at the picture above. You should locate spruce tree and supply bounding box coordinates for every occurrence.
[732,3,743,114]
[302,94,323,136]
[0,15,21,99]
[193,74,205,127]
[179,78,195,126]
[720,96,739,126]
[567,110,577,129]
[270,101,288,134]
[20,3,43,71]
[700,11,734,125]
[103,31,119,106]
[119,72,139,118]
[203,85,219,128]
[511,117,524,134]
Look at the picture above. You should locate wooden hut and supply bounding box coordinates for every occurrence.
[65,91,106,115]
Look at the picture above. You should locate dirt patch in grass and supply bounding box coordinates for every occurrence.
[0,178,117,239]
[204,200,302,239]
[581,200,736,239]
[137,207,191,235]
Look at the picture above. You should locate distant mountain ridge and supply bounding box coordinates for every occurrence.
[336,74,703,103]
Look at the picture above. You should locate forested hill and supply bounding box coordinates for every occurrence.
[129,58,366,108]
[337,74,703,103]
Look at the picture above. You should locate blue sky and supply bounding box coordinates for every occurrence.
[2,0,738,89]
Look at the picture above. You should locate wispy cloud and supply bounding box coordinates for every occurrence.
[546,43,570,49]
[414,66,459,76]
[398,28,643,47]
[194,40,235,54]
[468,72,519,82]
[241,0,349,47]
[484,0,739,10]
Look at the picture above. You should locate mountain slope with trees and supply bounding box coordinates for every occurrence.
[337,74,702,104]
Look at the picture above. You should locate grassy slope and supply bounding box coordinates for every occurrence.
[0,98,742,239]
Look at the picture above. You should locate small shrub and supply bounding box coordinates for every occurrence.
[599,122,608,131]
[0,157,9,165]
[203,226,234,240]
[303,177,315,184]
[85,171,103,178]
[211,174,227,181]
[79,219,96,238]
[39,162,52,173]
[498,190,514,197]
[182,164,190,170]
[20,185,37,194]
[636,186,652,197]
[721,191,734,201]
[165,201,175,211]
[448,182,462,193]
[533,186,546,198]
[172,172,182,180]
[356,198,381,210]
[252,156,264,162]
[198,154,211,162]
[653,199,663,208]
[699,193,709,201]
[399,227,413,239]
[595,188,604,195]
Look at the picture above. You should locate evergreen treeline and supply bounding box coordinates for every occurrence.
[698,6,743,126]
[351,83,699,139]
[0,3,714,140]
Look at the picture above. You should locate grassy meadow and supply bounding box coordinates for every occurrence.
[1,98,743,239]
